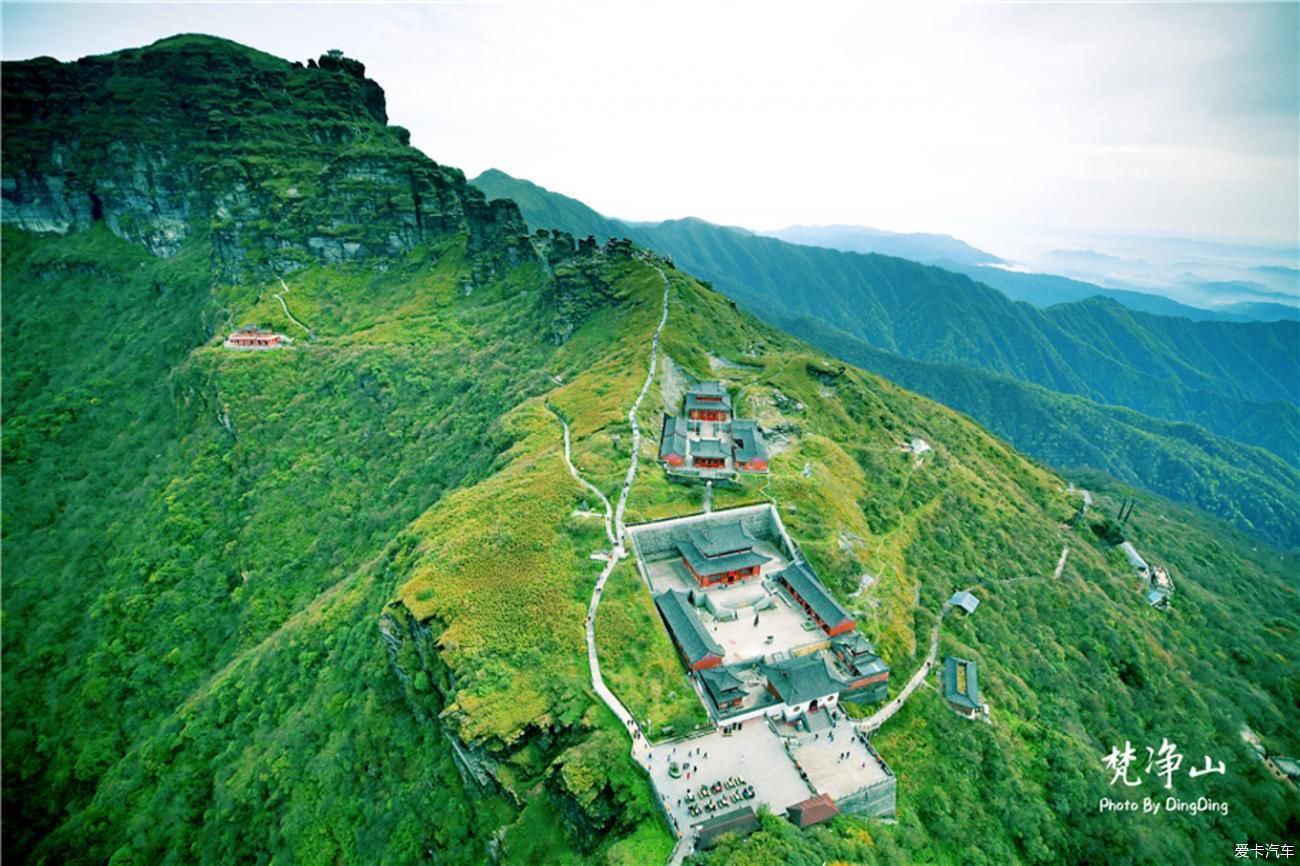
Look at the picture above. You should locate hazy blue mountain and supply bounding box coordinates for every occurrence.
[765,223,1003,267]
[1026,241,1299,315]
[950,264,1256,321]
[474,169,1296,409]
[1221,301,1300,321]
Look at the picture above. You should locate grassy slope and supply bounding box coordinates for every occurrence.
[1,224,610,864]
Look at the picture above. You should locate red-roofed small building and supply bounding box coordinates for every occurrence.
[786,793,840,829]
[225,325,285,350]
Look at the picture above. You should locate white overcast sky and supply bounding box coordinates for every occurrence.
[3,1,1297,257]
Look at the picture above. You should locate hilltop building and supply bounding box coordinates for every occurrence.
[224,324,286,350]
[948,590,980,615]
[626,505,899,839]
[832,632,891,703]
[762,653,846,719]
[1145,564,1174,611]
[677,520,771,587]
[786,793,840,829]
[942,656,986,720]
[659,416,688,467]
[776,561,856,637]
[1120,540,1174,610]
[654,590,724,670]
[695,808,760,850]
[700,666,748,712]
[690,437,729,470]
[628,505,891,725]
[730,420,770,472]
[685,380,732,422]
[1120,541,1150,577]
[657,381,770,481]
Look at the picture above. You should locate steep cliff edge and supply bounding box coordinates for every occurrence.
[3,34,530,282]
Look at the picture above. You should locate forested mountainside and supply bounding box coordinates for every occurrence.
[4,36,1297,866]
[472,170,1300,546]
[777,315,1300,548]
[472,172,1299,435]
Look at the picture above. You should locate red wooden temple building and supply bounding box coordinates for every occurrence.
[675,520,771,587]
[776,561,856,637]
[685,381,732,422]
[224,325,285,350]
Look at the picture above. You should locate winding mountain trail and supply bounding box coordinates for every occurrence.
[859,616,941,735]
[274,277,312,337]
[1053,545,1070,580]
[549,404,615,548]
[613,264,672,545]
[550,262,682,859]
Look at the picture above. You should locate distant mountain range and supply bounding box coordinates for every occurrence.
[472,169,1300,545]
[760,225,1297,323]
[764,224,1003,268]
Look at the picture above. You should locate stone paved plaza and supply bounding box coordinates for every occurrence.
[644,719,811,839]
[787,715,891,799]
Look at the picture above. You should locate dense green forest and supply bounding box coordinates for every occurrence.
[472,170,1300,545]
[774,314,1300,548]
[3,35,1297,866]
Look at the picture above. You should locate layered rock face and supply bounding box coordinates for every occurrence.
[2,36,532,281]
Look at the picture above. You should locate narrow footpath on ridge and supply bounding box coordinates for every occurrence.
[859,614,941,735]
[549,262,686,861]
[274,276,313,337]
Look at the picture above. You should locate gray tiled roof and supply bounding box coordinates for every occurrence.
[700,665,747,703]
[654,590,723,666]
[691,438,729,460]
[678,540,770,577]
[943,656,980,710]
[688,521,757,556]
[761,653,845,706]
[777,561,853,629]
[685,381,733,415]
[730,420,768,462]
[832,631,877,658]
[659,415,688,459]
[696,807,759,850]
[689,380,729,397]
[949,590,979,614]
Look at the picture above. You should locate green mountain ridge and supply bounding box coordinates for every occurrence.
[775,313,1300,546]
[471,169,1300,546]
[4,36,1297,866]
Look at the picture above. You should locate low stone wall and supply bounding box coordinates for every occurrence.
[837,776,897,818]
[628,504,791,562]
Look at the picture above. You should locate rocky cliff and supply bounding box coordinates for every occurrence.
[2,34,531,282]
